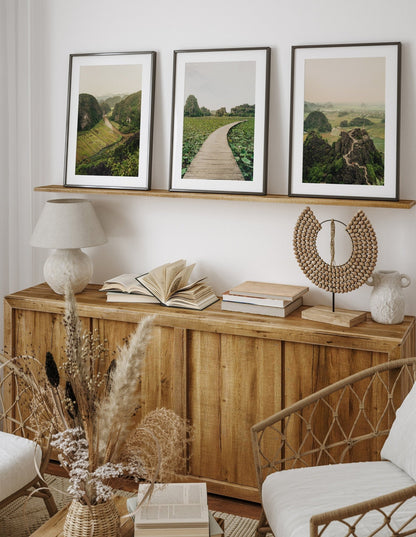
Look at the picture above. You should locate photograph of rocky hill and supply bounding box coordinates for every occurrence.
[75,89,141,177]
[301,54,386,186]
[302,110,384,186]
[65,52,156,189]
[70,62,143,178]
[289,44,401,200]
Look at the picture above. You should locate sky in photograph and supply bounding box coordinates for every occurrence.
[304,56,386,104]
[184,60,256,111]
[79,64,142,98]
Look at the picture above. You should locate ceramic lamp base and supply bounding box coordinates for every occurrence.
[44,248,92,294]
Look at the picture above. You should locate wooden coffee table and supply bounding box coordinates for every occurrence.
[30,496,133,537]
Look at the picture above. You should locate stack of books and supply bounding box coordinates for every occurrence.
[126,482,223,537]
[221,281,308,317]
[100,259,219,311]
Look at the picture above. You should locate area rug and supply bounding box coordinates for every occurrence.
[0,474,261,537]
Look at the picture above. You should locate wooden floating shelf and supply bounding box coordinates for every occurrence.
[34,185,416,209]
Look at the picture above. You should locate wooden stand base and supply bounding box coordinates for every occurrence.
[301,305,367,327]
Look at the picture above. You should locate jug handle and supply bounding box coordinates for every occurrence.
[401,274,411,288]
[366,275,375,287]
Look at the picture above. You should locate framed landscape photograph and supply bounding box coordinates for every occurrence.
[64,51,156,190]
[289,43,401,200]
[169,47,270,195]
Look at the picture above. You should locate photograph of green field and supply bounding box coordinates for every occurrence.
[181,60,256,181]
[302,56,386,186]
[75,64,142,177]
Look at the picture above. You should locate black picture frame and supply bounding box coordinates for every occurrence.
[64,51,156,190]
[169,47,271,195]
[289,42,401,201]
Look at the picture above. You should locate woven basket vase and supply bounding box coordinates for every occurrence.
[63,499,121,537]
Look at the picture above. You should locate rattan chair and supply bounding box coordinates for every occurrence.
[0,362,57,515]
[251,357,416,537]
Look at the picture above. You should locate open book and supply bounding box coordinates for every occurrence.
[133,482,210,536]
[100,274,154,296]
[137,260,218,310]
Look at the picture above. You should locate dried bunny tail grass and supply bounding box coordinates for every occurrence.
[97,315,154,463]
[123,408,193,483]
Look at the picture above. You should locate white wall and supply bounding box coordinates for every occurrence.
[23,0,416,313]
[0,0,9,345]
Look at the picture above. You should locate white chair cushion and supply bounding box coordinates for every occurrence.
[0,431,42,503]
[381,380,416,480]
[262,461,416,537]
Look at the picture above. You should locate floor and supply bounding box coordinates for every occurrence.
[46,462,262,520]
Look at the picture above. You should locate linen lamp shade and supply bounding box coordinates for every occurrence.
[31,199,107,294]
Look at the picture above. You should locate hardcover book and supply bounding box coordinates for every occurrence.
[228,281,308,301]
[221,297,303,317]
[222,290,292,308]
[133,482,210,537]
[100,274,154,296]
[106,291,159,303]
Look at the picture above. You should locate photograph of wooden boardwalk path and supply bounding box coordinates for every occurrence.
[184,121,245,180]
[170,48,270,194]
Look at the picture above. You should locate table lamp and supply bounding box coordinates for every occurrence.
[30,198,107,294]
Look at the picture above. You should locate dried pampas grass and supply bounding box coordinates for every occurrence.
[97,316,153,464]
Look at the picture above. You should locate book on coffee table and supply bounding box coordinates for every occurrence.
[127,492,223,537]
[132,482,210,536]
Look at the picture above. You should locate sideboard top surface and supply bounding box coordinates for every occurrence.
[5,283,415,353]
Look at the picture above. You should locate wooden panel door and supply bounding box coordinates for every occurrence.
[187,331,282,499]
[8,308,91,382]
[93,319,187,421]
[5,309,89,442]
[283,342,393,466]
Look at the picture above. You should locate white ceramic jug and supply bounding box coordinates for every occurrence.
[366,270,410,324]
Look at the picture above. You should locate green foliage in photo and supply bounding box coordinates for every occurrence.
[184,95,202,117]
[302,130,384,185]
[76,132,140,177]
[78,94,102,132]
[76,120,121,164]
[110,91,142,133]
[230,103,255,117]
[227,119,255,181]
[304,111,332,133]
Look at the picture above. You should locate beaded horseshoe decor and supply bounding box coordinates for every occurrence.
[293,206,378,294]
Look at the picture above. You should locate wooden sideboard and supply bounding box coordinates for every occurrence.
[4,284,415,502]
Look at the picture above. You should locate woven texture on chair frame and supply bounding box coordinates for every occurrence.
[251,357,416,537]
[0,361,57,515]
[309,484,416,537]
[0,364,38,437]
